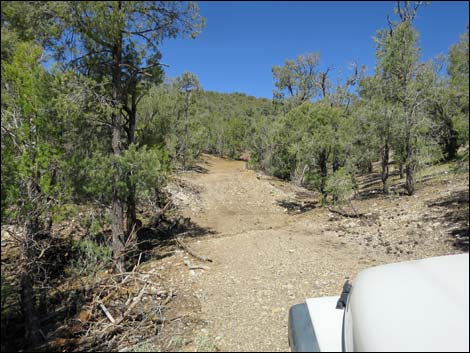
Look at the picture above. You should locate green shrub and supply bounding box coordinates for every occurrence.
[89,219,102,236]
[325,168,355,204]
[51,203,80,223]
[130,341,159,352]
[69,239,112,276]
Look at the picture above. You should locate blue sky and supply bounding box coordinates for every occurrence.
[159,1,469,99]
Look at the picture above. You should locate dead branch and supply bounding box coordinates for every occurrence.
[328,207,365,219]
[183,259,210,271]
[174,236,212,262]
[162,290,174,306]
[160,200,173,214]
[100,304,116,324]
[116,284,147,324]
[349,200,369,226]
[93,284,149,342]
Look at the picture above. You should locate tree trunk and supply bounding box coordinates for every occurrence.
[20,270,39,347]
[405,126,415,195]
[367,160,373,173]
[331,150,340,203]
[436,104,459,161]
[182,93,190,169]
[126,92,137,237]
[443,119,459,161]
[318,151,328,198]
[405,160,415,195]
[111,129,126,272]
[126,184,136,236]
[111,16,126,272]
[20,179,41,347]
[332,152,340,173]
[300,164,309,185]
[381,142,390,194]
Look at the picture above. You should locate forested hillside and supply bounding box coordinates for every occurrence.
[1,1,468,351]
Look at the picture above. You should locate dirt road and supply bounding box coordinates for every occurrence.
[175,155,381,351]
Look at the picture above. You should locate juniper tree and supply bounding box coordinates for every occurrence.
[272,53,329,108]
[358,75,403,193]
[448,26,469,151]
[1,42,59,347]
[49,1,204,271]
[173,72,203,169]
[373,2,433,195]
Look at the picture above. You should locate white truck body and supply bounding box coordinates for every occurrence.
[305,297,343,351]
[289,253,470,352]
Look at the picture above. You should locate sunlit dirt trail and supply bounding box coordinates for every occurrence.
[177,155,373,351]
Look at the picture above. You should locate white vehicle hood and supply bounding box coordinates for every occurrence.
[345,253,469,352]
